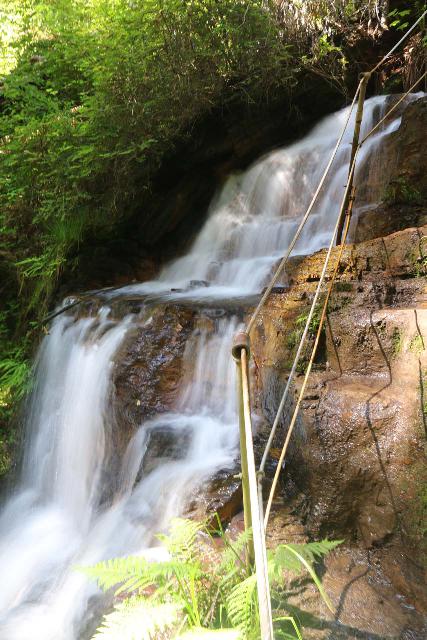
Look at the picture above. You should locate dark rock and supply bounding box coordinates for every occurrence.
[354,96,427,243]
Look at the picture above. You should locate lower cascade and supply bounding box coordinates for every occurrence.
[0,93,423,639]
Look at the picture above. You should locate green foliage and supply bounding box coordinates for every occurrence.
[0,0,295,470]
[389,2,426,35]
[410,236,427,277]
[391,327,404,357]
[0,304,32,475]
[389,7,412,31]
[409,334,424,354]
[334,281,353,292]
[384,177,423,206]
[93,599,180,640]
[81,518,341,639]
[226,573,258,633]
[286,306,324,374]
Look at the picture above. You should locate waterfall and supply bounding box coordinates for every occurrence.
[0,93,423,639]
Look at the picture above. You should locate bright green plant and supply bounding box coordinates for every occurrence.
[391,327,404,357]
[409,334,424,354]
[81,518,341,639]
[389,2,426,33]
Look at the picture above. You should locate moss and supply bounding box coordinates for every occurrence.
[334,281,353,292]
[420,366,427,425]
[391,327,404,357]
[384,177,423,206]
[328,294,351,313]
[412,254,427,278]
[409,334,424,355]
[286,328,300,351]
[405,465,427,556]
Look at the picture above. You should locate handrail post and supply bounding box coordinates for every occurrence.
[232,332,274,639]
[232,332,254,569]
[336,71,370,245]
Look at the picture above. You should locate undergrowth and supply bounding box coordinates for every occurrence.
[0,0,295,463]
[81,517,342,639]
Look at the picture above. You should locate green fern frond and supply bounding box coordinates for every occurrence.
[157,518,206,562]
[176,629,242,639]
[274,616,303,640]
[92,598,179,640]
[270,543,339,613]
[80,556,197,596]
[270,539,342,580]
[226,573,257,631]
[218,528,253,577]
[282,540,342,565]
[80,557,152,593]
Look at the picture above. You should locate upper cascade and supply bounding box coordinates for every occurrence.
[117,93,424,301]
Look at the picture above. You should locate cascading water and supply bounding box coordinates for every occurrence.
[0,93,423,639]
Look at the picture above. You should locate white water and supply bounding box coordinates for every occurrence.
[117,93,423,301]
[0,94,423,639]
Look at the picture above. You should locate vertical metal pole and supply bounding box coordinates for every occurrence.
[235,352,255,568]
[240,347,274,639]
[336,71,370,245]
[233,332,274,638]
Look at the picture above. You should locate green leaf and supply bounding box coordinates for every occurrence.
[177,630,242,639]
[275,545,336,613]
[226,573,257,631]
[92,598,179,640]
[274,616,303,640]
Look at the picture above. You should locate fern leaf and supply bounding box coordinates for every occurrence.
[92,598,179,640]
[226,573,257,632]
[274,616,303,640]
[275,545,335,613]
[80,557,153,593]
[270,539,342,581]
[176,630,242,639]
[283,540,342,565]
[158,518,206,562]
[218,528,253,577]
[80,556,197,596]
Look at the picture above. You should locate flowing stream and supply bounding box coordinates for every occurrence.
[0,94,422,639]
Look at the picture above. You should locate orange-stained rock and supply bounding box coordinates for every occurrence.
[247,223,427,638]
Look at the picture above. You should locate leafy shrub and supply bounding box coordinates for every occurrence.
[81,518,341,639]
[0,0,293,466]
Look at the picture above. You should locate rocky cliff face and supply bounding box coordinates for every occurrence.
[242,95,427,637]
[249,224,427,638]
[354,96,427,242]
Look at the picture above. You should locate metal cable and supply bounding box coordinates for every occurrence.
[360,70,427,146]
[370,10,427,75]
[259,70,427,480]
[245,80,363,335]
[245,12,427,336]
[263,181,355,527]
[263,70,427,526]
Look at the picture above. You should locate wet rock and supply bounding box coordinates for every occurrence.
[354,96,427,243]
[111,304,196,458]
[248,223,427,637]
[187,470,242,527]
